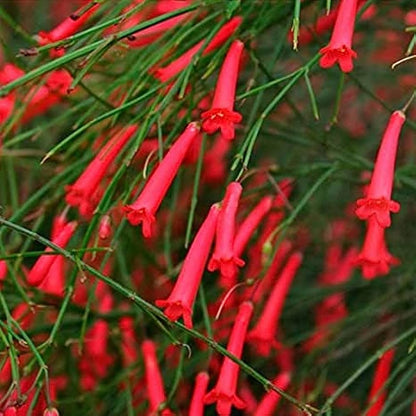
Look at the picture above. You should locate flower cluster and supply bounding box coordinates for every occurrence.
[0,1,413,415]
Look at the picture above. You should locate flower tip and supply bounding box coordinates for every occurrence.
[155,299,193,328]
[241,300,254,313]
[292,251,303,263]
[187,121,201,132]
[247,331,273,356]
[43,408,59,416]
[394,109,406,119]
[141,339,155,355]
[319,45,356,73]
[123,205,155,238]
[233,39,245,50]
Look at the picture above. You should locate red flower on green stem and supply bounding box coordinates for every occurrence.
[0,260,6,283]
[204,301,253,416]
[249,240,292,303]
[38,214,71,296]
[319,0,358,72]
[189,372,210,416]
[38,2,100,56]
[124,122,200,237]
[247,252,302,356]
[253,372,291,416]
[156,204,220,328]
[201,40,244,140]
[153,17,242,82]
[141,340,174,416]
[27,220,77,286]
[208,182,245,287]
[66,124,137,218]
[355,110,405,227]
[234,195,273,259]
[355,217,399,279]
[365,348,395,416]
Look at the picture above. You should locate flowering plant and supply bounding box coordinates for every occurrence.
[0,1,415,415]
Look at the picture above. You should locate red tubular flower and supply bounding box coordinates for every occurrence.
[1,69,73,125]
[201,40,244,140]
[291,0,372,47]
[250,178,293,252]
[204,301,253,416]
[153,17,242,82]
[319,0,358,72]
[234,196,273,258]
[355,217,399,279]
[0,260,6,283]
[98,215,112,240]
[120,1,193,48]
[0,64,24,124]
[156,204,220,328]
[355,111,405,227]
[79,297,115,389]
[248,240,292,302]
[239,383,258,413]
[119,316,138,368]
[189,372,209,416]
[253,372,291,416]
[0,63,25,85]
[27,221,77,286]
[244,179,293,280]
[365,348,395,416]
[141,340,174,416]
[85,293,113,359]
[217,193,272,295]
[38,214,71,296]
[124,122,200,237]
[247,252,302,356]
[38,2,99,55]
[66,124,137,218]
[22,70,73,123]
[0,97,14,124]
[208,182,245,287]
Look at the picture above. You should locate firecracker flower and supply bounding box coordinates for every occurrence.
[153,16,242,82]
[365,348,395,416]
[355,110,405,228]
[38,214,71,296]
[201,40,244,140]
[141,340,174,416]
[247,252,302,356]
[253,372,291,416]
[156,204,220,328]
[66,125,137,218]
[27,221,77,286]
[204,301,253,416]
[0,260,6,283]
[233,195,273,259]
[250,240,292,303]
[355,216,399,279]
[189,372,210,416]
[119,316,138,368]
[208,182,245,286]
[38,2,100,55]
[319,0,358,72]
[124,122,200,237]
